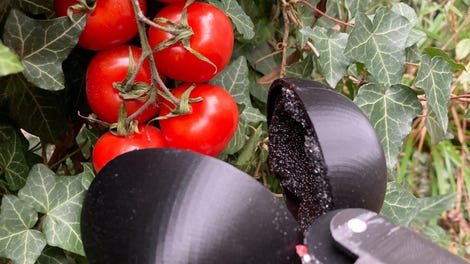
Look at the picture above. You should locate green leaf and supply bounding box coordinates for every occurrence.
[0,122,29,190]
[210,56,251,106]
[222,119,247,155]
[235,124,263,167]
[300,27,351,87]
[10,0,54,17]
[1,74,68,143]
[0,41,23,77]
[344,7,413,86]
[456,38,470,60]
[239,105,266,123]
[420,225,452,248]
[425,109,453,144]
[285,54,314,78]
[414,55,453,139]
[0,195,47,264]
[79,163,95,190]
[354,83,422,169]
[208,0,254,40]
[414,194,455,222]
[391,2,418,26]
[346,0,370,18]
[3,10,86,91]
[18,164,86,256]
[36,246,76,264]
[423,48,466,71]
[381,181,420,226]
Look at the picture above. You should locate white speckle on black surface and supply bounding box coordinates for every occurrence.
[269,87,332,231]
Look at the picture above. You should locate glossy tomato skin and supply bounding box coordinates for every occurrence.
[54,0,146,51]
[159,83,239,156]
[86,45,159,124]
[92,125,167,172]
[148,2,234,82]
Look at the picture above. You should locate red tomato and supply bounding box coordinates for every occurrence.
[92,125,167,172]
[159,83,238,156]
[86,45,159,124]
[54,0,146,51]
[148,2,234,82]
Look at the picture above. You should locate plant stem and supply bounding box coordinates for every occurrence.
[126,0,180,124]
[293,0,354,28]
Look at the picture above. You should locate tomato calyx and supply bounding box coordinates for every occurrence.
[112,47,152,102]
[156,84,203,120]
[149,0,218,74]
[110,104,140,137]
[65,0,95,19]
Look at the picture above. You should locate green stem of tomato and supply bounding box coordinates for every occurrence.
[127,0,181,125]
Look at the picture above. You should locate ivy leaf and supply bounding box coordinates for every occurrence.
[346,0,370,18]
[0,122,29,190]
[18,164,86,256]
[285,54,314,79]
[36,246,76,264]
[1,74,68,143]
[420,225,452,248]
[424,48,466,71]
[208,0,254,40]
[210,56,250,106]
[414,194,455,223]
[222,119,247,155]
[414,55,453,139]
[0,41,23,77]
[381,182,420,226]
[239,106,266,123]
[354,83,422,169]
[79,163,95,190]
[10,0,54,17]
[391,2,418,26]
[425,109,453,144]
[3,9,86,91]
[300,27,351,87]
[0,195,47,264]
[345,7,413,86]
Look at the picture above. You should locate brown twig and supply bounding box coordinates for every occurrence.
[292,0,354,28]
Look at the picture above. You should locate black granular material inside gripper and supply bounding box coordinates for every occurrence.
[268,87,332,231]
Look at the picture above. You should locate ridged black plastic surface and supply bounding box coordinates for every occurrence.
[81,148,301,264]
[267,78,387,230]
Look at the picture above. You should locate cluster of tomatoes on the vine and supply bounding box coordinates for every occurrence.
[55,0,238,172]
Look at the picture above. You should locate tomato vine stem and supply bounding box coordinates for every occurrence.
[126,0,182,126]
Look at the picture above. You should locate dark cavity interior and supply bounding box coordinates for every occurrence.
[268,87,332,231]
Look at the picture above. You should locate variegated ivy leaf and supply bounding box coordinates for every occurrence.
[210,56,251,106]
[381,182,420,226]
[208,0,254,40]
[0,74,68,143]
[3,9,86,91]
[223,118,247,155]
[300,26,351,87]
[414,55,453,143]
[0,195,47,264]
[18,164,87,256]
[0,122,29,190]
[354,83,422,169]
[10,0,54,17]
[345,7,413,86]
[346,0,371,19]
